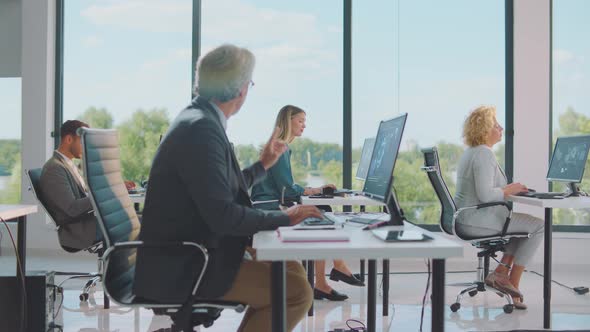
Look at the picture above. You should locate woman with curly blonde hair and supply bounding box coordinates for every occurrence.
[454,105,544,310]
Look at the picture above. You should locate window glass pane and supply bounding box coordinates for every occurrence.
[353,0,505,222]
[0,78,21,204]
[62,0,192,183]
[552,0,590,226]
[202,0,343,189]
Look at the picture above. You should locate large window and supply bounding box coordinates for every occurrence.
[552,0,590,226]
[61,0,193,183]
[352,0,505,223]
[0,78,21,204]
[202,0,344,188]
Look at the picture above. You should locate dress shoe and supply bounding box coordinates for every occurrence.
[329,268,365,286]
[484,272,523,298]
[313,288,348,301]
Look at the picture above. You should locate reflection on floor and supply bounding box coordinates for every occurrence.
[1,253,589,331]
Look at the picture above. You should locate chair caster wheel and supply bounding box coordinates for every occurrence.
[503,304,514,314]
[450,302,461,312]
[80,293,89,302]
[468,290,478,297]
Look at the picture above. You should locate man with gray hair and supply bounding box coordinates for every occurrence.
[134,44,318,331]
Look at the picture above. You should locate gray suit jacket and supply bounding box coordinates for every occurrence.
[40,151,97,250]
[134,97,290,303]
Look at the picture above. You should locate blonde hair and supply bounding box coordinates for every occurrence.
[463,105,497,147]
[275,105,306,143]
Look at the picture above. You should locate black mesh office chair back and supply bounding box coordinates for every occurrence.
[421,147,456,236]
[79,128,244,331]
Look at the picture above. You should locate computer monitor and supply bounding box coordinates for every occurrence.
[356,137,376,180]
[361,113,408,226]
[546,135,590,196]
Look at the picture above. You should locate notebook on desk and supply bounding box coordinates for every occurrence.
[277,226,349,242]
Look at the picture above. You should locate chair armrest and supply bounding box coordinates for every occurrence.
[475,201,512,211]
[455,201,513,237]
[103,240,209,298]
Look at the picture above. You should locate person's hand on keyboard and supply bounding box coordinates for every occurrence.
[503,182,528,197]
[285,205,323,226]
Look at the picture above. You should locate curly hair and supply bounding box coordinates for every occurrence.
[463,106,496,147]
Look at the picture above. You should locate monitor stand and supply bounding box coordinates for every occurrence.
[566,182,582,197]
[367,188,406,230]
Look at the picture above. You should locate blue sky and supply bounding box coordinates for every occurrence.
[1,0,588,148]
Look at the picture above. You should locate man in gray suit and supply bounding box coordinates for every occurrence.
[40,120,100,250]
[134,44,320,332]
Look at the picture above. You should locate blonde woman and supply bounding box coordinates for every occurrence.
[454,105,544,310]
[252,105,364,301]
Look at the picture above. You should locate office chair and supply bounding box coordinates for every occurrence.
[421,147,531,314]
[79,128,245,331]
[26,168,109,308]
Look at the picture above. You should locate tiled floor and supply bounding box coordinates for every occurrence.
[2,252,589,331]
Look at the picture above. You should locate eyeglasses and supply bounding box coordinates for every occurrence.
[249,80,255,88]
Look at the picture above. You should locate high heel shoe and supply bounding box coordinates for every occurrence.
[329,268,365,286]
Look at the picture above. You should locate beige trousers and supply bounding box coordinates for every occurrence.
[220,260,313,332]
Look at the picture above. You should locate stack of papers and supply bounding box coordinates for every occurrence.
[277,226,350,243]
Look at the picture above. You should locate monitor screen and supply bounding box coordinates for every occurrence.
[547,135,590,183]
[355,137,376,180]
[362,113,408,202]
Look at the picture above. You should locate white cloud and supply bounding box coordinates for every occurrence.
[82,35,103,48]
[553,49,584,66]
[81,0,191,33]
[140,48,191,71]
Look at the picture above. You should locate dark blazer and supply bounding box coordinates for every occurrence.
[39,152,97,250]
[133,97,290,302]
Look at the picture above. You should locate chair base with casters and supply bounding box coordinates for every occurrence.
[449,238,515,314]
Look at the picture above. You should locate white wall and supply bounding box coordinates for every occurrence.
[512,0,551,219]
[19,0,59,250]
[0,0,21,77]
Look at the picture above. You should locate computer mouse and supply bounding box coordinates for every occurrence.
[527,188,536,192]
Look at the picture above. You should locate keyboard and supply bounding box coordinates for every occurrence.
[302,213,339,226]
[334,188,357,195]
[516,191,565,199]
[347,216,384,225]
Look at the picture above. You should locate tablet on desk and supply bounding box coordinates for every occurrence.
[372,230,433,242]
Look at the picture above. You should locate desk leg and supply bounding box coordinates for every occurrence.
[17,216,27,280]
[382,259,389,316]
[544,207,552,329]
[271,261,286,332]
[307,260,314,316]
[432,259,445,332]
[360,259,365,282]
[367,260,377,332]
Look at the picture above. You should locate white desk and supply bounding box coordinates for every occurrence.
[129,194,145,204]
[301,195,385,206]
[0,204,38,327]
[253,218,463,332]
[509,195,590,329]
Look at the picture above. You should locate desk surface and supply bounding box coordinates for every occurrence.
[129,194,145,204]
[509,195,590,209]
[0,204,38,220]
[301,195,385,206]
[253,216,462,261]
